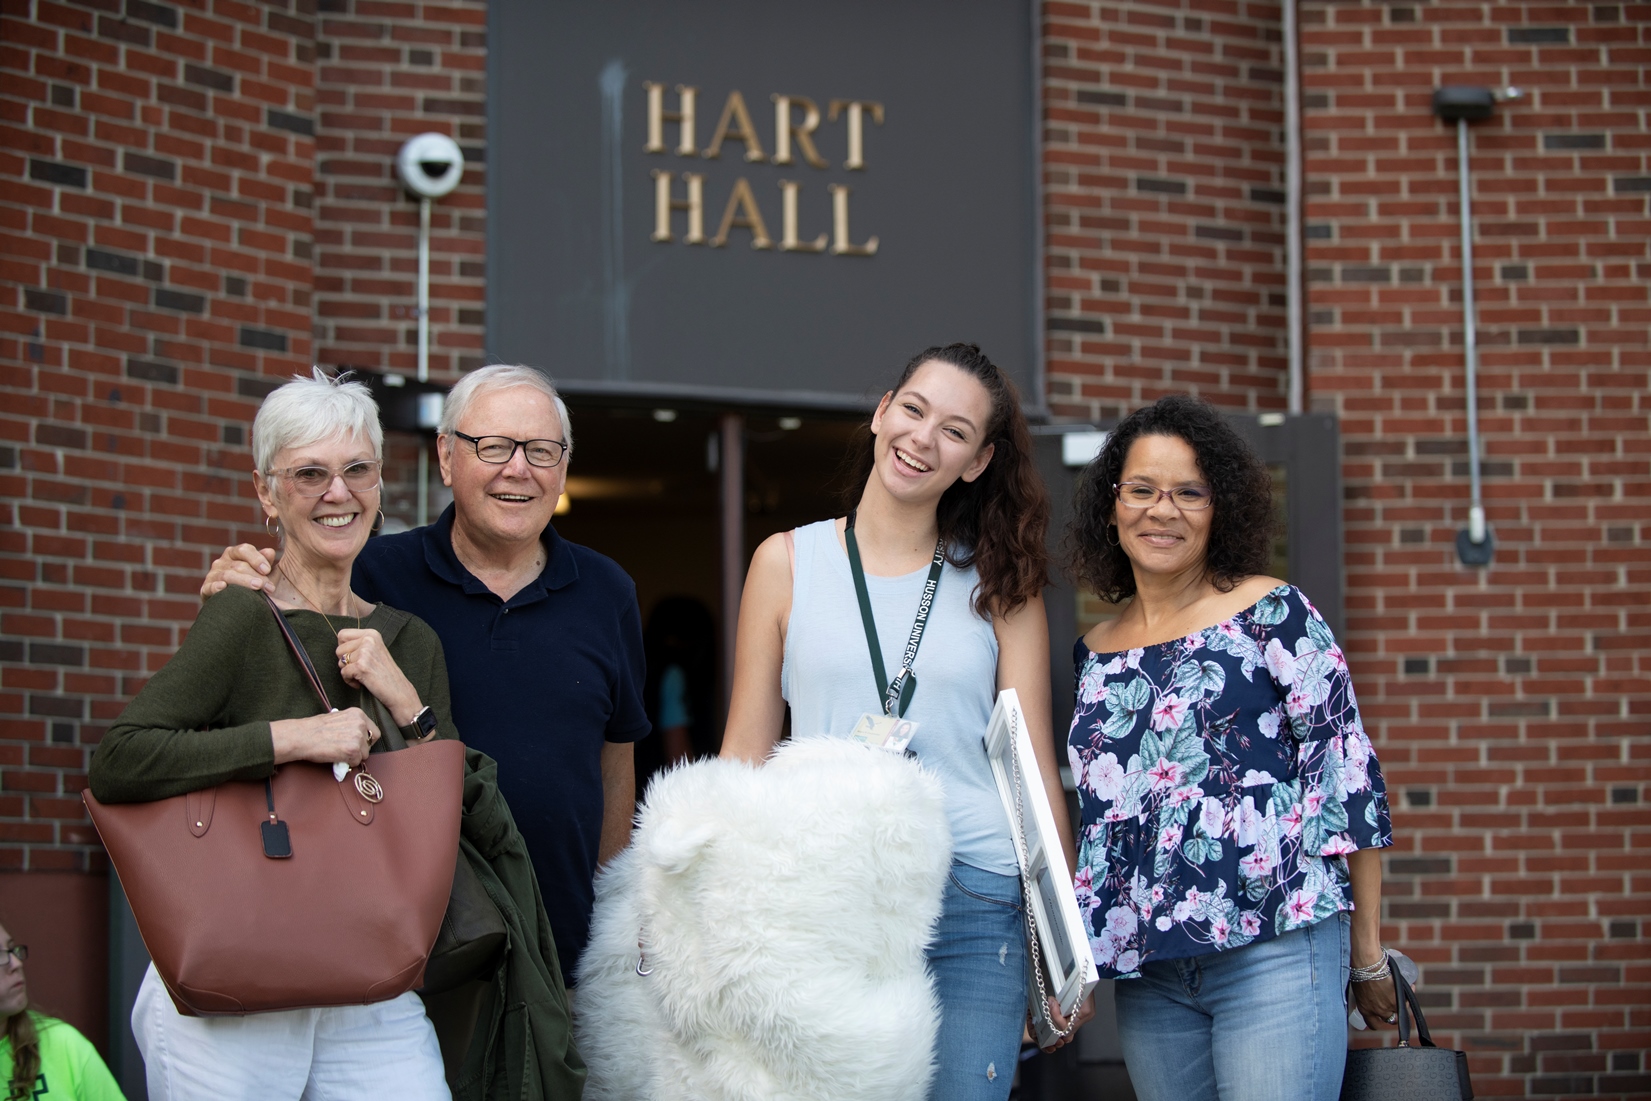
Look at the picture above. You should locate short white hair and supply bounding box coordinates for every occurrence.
[439,364,573,451]
[252,368,383,473]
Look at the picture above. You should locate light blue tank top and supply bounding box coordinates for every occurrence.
[781,519,1016,874]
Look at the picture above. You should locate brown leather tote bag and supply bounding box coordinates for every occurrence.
[82,594,464,1016]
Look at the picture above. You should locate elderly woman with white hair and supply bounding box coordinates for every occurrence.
[90,369,456,1099]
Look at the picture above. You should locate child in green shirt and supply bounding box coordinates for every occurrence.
[2,922,125,1101]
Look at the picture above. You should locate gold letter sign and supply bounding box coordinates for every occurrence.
[652,170,705,244]
[711,177,773,249]
[771,95,828,169]
[828,99,883,170]
[704,91,768,163]
[779,180,827,252]
[644,83,697,156]
[828,184,877,256]
[646,81,880,257]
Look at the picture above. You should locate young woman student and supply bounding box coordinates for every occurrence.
[721,343,1094,1101]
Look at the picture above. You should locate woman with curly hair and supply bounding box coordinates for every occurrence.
[1064,395,1398,1101]
[723,343,1093,1100]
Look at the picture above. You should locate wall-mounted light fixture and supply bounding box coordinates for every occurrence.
[395,133,466,526]
[1432,85,1521,567]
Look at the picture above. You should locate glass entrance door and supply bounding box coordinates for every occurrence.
[552,403,863,772]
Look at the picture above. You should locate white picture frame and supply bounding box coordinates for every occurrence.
[983,688,1098,1047]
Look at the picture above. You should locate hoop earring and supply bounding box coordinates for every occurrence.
[266,515,281,539]
[1105,524,1119,548]
[371,510,385,533]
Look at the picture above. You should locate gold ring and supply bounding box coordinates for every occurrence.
[342,653,351,665]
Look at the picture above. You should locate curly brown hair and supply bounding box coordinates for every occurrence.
[1065,394,1275,604]
[840,343,1049,617]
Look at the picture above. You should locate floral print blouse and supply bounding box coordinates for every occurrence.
[1067,585,1392,979]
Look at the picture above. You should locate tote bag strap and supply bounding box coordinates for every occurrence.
[259,591,407,751]
[262,590,333,712]
[1392,965,1436,1048]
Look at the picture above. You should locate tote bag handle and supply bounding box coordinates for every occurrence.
[1392,965,1434,1049]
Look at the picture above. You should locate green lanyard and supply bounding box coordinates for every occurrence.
[843,509,946,718]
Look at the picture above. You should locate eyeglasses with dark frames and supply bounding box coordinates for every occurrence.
[266,461,383,497]
[3,944,26,966]
[1113,482,1213,511]
[452,431,569,469]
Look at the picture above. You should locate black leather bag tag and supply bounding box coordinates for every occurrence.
[260,778,292,859]
[261,818,292,859]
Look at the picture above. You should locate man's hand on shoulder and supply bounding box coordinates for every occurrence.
[201,543,277,602]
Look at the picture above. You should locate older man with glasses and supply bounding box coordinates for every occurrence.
[203,365,649,984]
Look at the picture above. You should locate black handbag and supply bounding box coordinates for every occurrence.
[1341,966,1474,1100]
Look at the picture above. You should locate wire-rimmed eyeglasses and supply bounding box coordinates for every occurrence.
[1113,482,1213,511]
[267,461,383,497]
[453,431,569,469]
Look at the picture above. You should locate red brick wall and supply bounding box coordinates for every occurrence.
[311,0,489,530]
[1301,1,1650,1097]
[0,0,492,874]
[1042,0,1292,419]
[312,0,487,380]
[0,0,317,871]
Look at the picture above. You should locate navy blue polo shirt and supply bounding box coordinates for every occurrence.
[352,505,650,978]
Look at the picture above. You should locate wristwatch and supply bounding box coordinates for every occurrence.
[401,705,437,742]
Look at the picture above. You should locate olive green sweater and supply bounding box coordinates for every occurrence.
[90,583,456,803]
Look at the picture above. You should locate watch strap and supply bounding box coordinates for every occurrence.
[401,705,436,742]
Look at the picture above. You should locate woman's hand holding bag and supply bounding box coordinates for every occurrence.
[1341,967,1474,1101]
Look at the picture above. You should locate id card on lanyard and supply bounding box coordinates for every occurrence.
[844,509,945,754]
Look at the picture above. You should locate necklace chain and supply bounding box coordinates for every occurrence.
[275,564,361,637]
[275,564,365,714]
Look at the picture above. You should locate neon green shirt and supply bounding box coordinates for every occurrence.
[0,1013,126,1101]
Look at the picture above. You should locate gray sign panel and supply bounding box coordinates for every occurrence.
[488,0,1039,410]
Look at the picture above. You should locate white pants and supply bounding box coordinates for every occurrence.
[133,964,450,1101]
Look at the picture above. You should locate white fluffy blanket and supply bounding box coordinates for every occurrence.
[575,737,952,1101]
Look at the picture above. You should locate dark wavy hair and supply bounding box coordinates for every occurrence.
[1066,394,1274,604]
[840,343,1049,617]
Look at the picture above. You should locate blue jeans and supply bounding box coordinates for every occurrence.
[925,861,1028,1101]
[1115,912,1350,1101]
